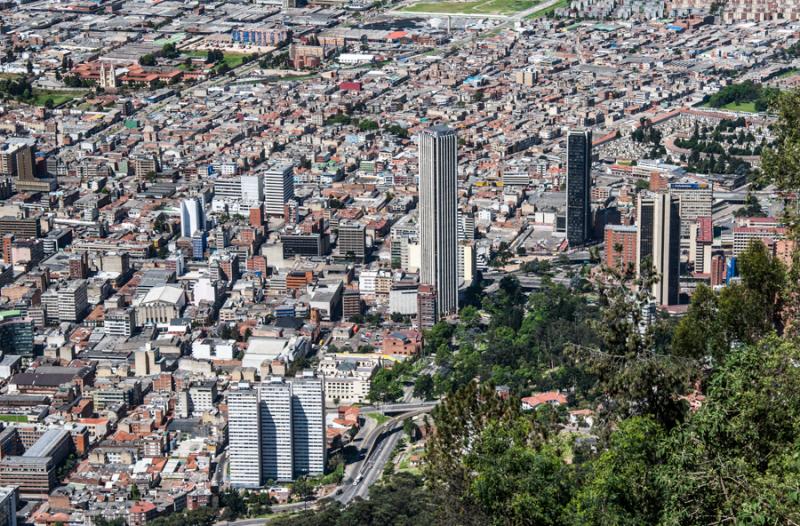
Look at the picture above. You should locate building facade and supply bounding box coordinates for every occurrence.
[418,126,459,317]
[566,129,593,247]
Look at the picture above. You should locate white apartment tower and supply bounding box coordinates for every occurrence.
[228,389,262,488]
[418,126,459,317]
[290,372,326,477]
[227,374,326,486]
[259,378,294,482]
[264,164,294,216]
[180,197,206,238]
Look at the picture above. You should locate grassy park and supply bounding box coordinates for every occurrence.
[525,0,567,18]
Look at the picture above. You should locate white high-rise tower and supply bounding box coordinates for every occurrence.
[180,197,206,238]
[418,126,459,317]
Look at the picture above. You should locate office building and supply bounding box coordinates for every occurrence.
[104,308,135,338]
[416,284,438,329]
[281,232,330,258]
[418,126,459,317]
[58,280,89,323]
[604,224,638,271]
[337,222,367,261]
[289,372,326,478]
[0,138,55,194]
[227,389,262,488]
[669,181,712,239]
[192,231,207,261]
[264,164,294,216]
[566,129,593,246]
[0,311,33,357]
[180,197,206,238]
[637,192,681,306]
[342,288,362,320]
[0,217,40,240]
[0,486,16,526]
[241,174,264,203]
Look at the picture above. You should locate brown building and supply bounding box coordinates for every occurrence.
[342,288,361,320]
[417,284,437,329]
[604,224,637,272]
[382,330,422,357]
[710,253,726,287]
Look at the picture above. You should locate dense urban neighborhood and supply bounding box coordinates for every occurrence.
[0,0,798,524]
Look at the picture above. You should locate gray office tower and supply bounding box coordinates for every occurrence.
[418,126,459,317]
[636,192,681,306]
[566,130,593,246]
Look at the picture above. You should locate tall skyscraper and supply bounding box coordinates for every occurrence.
[228,374,326,487]
[566,129,593,246]
[418,126,459,317]
[228,389,262,488]
[264,164,295,216]
[290,372,326,477]
[180,197,206,238]
[636,192,681,306]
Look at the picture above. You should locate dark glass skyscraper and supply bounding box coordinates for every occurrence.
[566,130,593,246]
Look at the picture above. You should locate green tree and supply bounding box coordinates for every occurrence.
[413,373,434,400]
[657,336,800,525]
[367,367,403,403]
[139,53,157,66]
[291,477,315,500]
[567,417,665,525]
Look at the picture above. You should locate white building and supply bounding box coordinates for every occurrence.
[264,164,294,216]
[180,197,206,238]
[260,378,294,481]
[228,388,262,488]
[289,372,326,477]
[389,287,418,316]
[317,354,381,405]
[228,375,326,486]
[241,174,264,203]
[192,339,235,361]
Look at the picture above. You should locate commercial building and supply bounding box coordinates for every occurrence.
[0,486,16,526]
[281,233,330,258]
[416,284,437,329]
[337,222,367,261]
[669,181,712,239]
[264,164,294,216]
[0,311,33,357]
[604,225,637,272]
[637,192,681,306]
[418,126,459,317]
[180,197,206,238]
[104,308,135,338]
[566,129,593,247]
